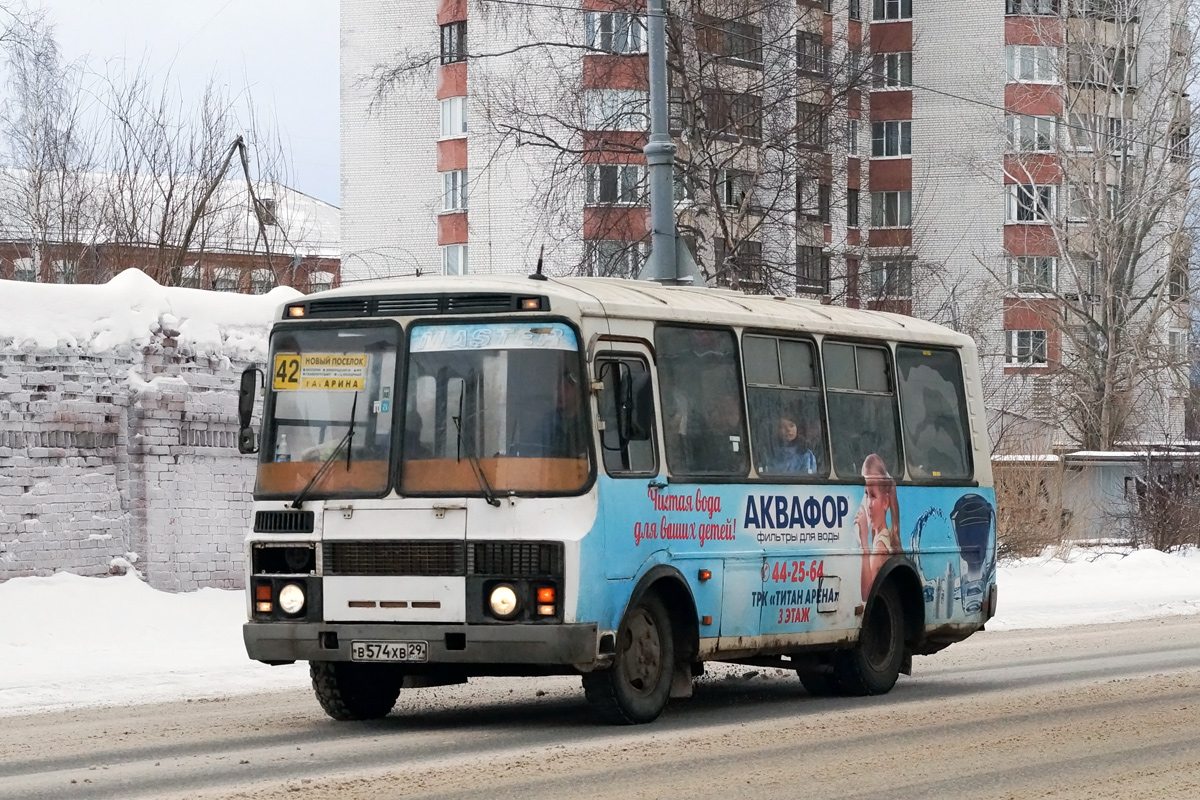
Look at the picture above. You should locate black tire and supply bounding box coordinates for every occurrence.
[797,670,841,697]
[582,592,675,724]
[310,661,402,721]
[833,581,905,696]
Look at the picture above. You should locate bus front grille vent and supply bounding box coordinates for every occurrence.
[254,509,315,534]
[305,299,371,318]
[323,541,467,576]
[298,293,548,319]
[468,541,563,578]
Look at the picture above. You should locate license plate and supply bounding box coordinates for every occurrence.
[350,640,428,662]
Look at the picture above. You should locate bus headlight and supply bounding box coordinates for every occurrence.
[488,584,519,619]
[278,583,306,615]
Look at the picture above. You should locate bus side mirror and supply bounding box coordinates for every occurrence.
[619,367,653,442]
[238,367,262,454]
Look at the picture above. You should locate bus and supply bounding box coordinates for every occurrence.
[237,275,997,724]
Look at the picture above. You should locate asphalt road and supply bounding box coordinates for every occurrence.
[3,615,1200,799]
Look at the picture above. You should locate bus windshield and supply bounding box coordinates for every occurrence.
[256,325,398,498]
[401,321,590,495]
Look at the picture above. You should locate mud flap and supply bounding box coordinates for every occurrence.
[670,663,694,699]
[900,650,913,676]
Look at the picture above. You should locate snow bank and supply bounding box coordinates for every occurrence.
[0,268,298,361]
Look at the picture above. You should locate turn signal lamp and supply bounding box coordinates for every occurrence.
[698,569,712,582]
[286,304,306,318]
[537,587,556,604]
[255,585,272,601]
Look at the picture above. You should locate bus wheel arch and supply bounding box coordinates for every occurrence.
[582,566,697,724]
[834,558,920,696]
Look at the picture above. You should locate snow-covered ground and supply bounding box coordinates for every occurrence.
[1,547,1198,718]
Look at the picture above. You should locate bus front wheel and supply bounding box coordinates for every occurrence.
[833,581,905,696]
[310,661,402,721]
[583,593,675,724]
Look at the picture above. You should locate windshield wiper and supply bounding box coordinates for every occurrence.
[291,392,359,509]
[452,389,501,507]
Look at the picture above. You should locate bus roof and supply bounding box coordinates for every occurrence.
[307,275,973,348]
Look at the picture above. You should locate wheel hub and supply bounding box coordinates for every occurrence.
[620,608,662,695]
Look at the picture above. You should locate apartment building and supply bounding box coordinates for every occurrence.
[341,0,1193,448]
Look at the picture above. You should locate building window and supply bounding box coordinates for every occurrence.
[1006,45,1057,83]
[714,239,765,290]
[443,169,468,211]
[868,260,912,297]
[797,32,826,75]
[1169,252,1189,300]
[1170,124,1191,163]
[797,246,830,294]
[703,90,762,141]
[1007,0,1058,13]
[1007,184,1055,223]
[1009,256,1056,293]
[52,260,76,284]
[873,0,912,21]
[717,169,754,209]
[871,120,911,157]
[212,268,240,292]
[871,190,912,227]
[443,244,468,275]
[440,21,466,64]
[586,239,644,278]
[696,15,763,66]
[250,268,276,295]
[1006,330,1048,365]
[849,0,861,20]
[586,164,643,205]
[847,188,859,227]
[180,264,201,288]
[847,118,859,155]
[797,101,827,147]
[872,52,912,89]
[12,257,35,282]
[1169,330,1188,362]
[308,271,334,294]
[1069,45,1137,88]
[817,184,831,224]
[440,96,467,138]
[585,11,646,54]
[585,88,649,131]
[1006,114,1056,152]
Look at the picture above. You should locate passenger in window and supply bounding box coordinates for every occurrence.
[524,370,588,459]
[856,453,901,603]
[766,412,817,475]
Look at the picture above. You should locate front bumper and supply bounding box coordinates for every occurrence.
[244,621,600,668]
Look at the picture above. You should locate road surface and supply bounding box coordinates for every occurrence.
[3,615,1200,799]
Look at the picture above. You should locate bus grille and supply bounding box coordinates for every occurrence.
[254,510,315,533]
[302,293,547,319]
[468,541,563,578]
[323,541,466,576]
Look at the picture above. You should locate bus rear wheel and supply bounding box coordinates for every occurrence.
[310,661,402,720]
[833,581,905,696]
[583,593,675,724]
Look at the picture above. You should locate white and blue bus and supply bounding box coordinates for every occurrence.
[237,275,997,724]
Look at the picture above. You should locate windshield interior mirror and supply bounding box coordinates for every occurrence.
[238,367,262,454]
[618,365,653,442]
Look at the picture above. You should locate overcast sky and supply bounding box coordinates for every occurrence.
[33,0,341,205]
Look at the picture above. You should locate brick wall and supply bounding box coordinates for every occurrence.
[0,335,260,591]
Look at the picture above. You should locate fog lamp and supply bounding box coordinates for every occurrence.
[278,583,306,615]
[489,584,519,619]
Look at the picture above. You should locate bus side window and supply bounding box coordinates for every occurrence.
[596,356,658,475]
[823,341,902,480]
[654,326,749,477]
[896,346,973,480]
[743,334,829,478]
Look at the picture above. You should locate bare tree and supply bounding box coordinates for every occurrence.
[997,0,1197,449]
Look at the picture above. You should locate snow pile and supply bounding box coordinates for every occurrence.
[0,547,1197,717]
[0,269,297,362]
